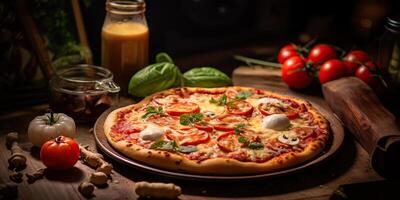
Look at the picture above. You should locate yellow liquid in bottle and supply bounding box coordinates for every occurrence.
[101,22,149,94]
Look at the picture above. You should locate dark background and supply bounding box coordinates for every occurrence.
[83,0,398,73]
[0,0,399,108]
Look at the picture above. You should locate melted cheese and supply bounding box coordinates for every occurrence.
[262,114,290,131]
[139,125,164,141]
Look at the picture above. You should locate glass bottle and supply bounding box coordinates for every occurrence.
[378,16,400,88]
[102,0,149,95]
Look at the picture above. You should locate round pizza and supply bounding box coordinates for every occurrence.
[104,87,329,175]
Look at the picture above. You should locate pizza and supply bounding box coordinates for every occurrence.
[104,87,329,175]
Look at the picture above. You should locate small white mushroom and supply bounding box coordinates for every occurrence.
[278,134,300,145]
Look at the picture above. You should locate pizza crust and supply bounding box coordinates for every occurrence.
[104,87,330,175]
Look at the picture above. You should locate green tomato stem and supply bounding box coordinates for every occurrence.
[234,55,281,68]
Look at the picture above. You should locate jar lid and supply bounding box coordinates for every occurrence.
[385,16,400,34]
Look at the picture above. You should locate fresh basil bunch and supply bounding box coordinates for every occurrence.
[183,67,231,87]
[128,53,231,97]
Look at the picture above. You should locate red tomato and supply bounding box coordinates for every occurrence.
[194,123,213,132]
[258,103,299,119]
[165,102,200,116]
[343,50,371,75]
[213,115,246,131]
[226,101,254,116]
[364,61,378,72]
[166,129,210,146]
[318,59,347,84]
[40,136,80,170]
[217,131,240,152]
[278,44,299,64]
[344,50,370,64]
[355,66,374,85]
[308,44,337,66]
[281,56,314,89]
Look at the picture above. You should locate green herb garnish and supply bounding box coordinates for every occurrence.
[248,142,264,150]
[238,136,249,144]
[234,91,253,100]
[178,145,198,153]
[142,106,164,118]
[238,136,264,150]
[180,113,204,126]
[209,94,227,106]
[150,140,178,151]
[234,123,245,134]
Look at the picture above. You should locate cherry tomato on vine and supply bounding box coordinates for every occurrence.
[364,61,378,72]
[343,50,371,75]
[308,44,337,66]
[318,59,347,84]
[278,44,300,64]
[40,136,80,170]
[355,66,374,85]
[281,56,314,89]
[344,50,370,64]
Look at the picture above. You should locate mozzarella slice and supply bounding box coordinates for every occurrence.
[257,97,282,105]
[262,114,290,131]
[139,125,165,141]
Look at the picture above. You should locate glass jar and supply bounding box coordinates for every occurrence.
[378,16,400,88]
[102,0,149,95]
[49,65,120,122]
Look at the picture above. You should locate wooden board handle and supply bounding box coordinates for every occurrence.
[322,77,400,177]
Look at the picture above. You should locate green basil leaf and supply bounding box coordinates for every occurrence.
[235,91,253,100]
[179,113,204,126]
[183,67,232,88]
[142,106,164,118]
[248,142,264,150]
[178,145,198,153]
[155,52,174,64]
[238,136,249,144]
[234,123,245,134]
[209,94,227,106]
[128,62,182,97]
[150,140,178,151]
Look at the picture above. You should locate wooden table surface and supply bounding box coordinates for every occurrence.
[0,66,383,200]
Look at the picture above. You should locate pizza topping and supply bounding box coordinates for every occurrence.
[234,123,245,134]
[150,140,178,151]
[153,95,182,105]
[139,125,165,141]
[217,131,240,152]
[142,106,164,119]
[179,113,203,126]
[238,136,264,150]
[165,102,200,116]
[166,129,210,146]
[278,134,300,145]
[177,145,198,153]
[212,115,247,131]
[234,91,253,100]
[209,94,228,106]
[258,102,299,120]
[293,127,316,139]
[226,100,254,116]
[262,114,290,131]
[194,123,213,132]
[203,111,216,118]
[257,97,282,105]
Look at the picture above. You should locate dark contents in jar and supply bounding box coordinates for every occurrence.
[50,85,116,122]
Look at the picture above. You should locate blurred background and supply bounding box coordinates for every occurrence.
[0,0,399,108]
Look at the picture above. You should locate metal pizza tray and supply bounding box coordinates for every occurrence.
[93,102,344,181]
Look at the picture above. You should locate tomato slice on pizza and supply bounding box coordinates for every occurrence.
[227,100,254,116]
[166,128,210,146]
[165,102,200,116]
